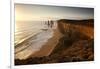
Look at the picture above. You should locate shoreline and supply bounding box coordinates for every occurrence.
[15,27,63,60]
[28,28,63,58]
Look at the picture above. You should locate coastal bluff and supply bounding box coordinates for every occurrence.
[57,19,94,39]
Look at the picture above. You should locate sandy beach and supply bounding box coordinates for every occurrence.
[15,22,63,60]
[29,28,63,58]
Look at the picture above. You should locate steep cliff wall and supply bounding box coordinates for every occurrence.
[57,19,94,39]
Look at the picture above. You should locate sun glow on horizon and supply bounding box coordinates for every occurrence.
[15,4,94,21]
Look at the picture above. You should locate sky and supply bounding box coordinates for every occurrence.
[15,4,94,21]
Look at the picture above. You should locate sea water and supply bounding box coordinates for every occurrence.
[15,21,57,59]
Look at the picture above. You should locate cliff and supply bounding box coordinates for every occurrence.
[57,19,94,39]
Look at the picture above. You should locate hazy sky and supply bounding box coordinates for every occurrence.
[15,4,94,21]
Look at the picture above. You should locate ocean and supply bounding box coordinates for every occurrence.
[15,21,57,59]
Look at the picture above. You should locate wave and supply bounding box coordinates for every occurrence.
[15,30,43,53]
[15,29,54,59]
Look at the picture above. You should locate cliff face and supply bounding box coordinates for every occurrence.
[15,19,94,65]
[57,19,94,39]
[50,19,94,62]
